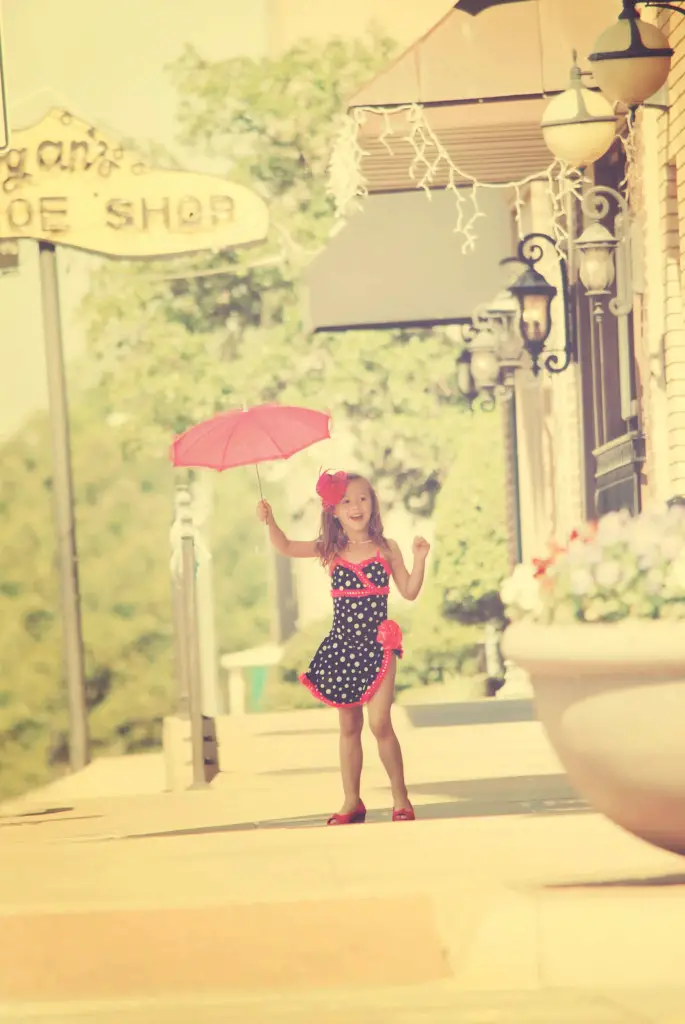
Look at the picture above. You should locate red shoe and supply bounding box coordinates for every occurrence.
[392,804,415,822]
[327,800,366,826]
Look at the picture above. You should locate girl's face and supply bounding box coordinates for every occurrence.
[336,478,373,534]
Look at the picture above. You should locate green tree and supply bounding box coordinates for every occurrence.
[81,35,472,514]
[421,405,509,626]
[0,394,271,801]
[380,406,509,689]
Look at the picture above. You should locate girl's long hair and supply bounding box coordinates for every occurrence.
[316,473,387,568]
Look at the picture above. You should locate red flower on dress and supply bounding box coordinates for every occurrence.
[377,619,403,650]
[316,470,348,509]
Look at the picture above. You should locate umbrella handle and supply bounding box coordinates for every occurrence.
[255,464,264,501]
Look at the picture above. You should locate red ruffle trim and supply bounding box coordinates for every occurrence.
[299,646,403,709]
[330,586,390,598]
[333,553,392,577]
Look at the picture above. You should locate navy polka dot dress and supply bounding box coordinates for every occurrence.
[300,552,404,708]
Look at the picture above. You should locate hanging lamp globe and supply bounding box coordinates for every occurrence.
[575,222,618,296]
[588,0,673,107]
[542,55,617,167]
[469,329,501,391]
[508,265,557,375]
[485,288,523,364]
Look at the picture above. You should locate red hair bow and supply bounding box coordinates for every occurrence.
[377,619,403,651]
[316,470,348,509]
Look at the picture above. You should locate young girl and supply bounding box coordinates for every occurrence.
[257,470,430,825]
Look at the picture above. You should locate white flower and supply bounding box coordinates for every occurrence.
[500,564,542,617]
[636,549,661,571]
[504,507,685,625]
[596,510,630,544]
[566,540,602,567]
[666,550,685,593]
[569,568,594,597]
[594,560,622,590]
[629,519,664,556]
[644,568,665,594]
[660,533,685,561]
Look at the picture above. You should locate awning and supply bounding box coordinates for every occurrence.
[345,0,621,190]
[304,188,511,333]
[349,0,620,108]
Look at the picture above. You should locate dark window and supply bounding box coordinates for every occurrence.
[574,142,644,519]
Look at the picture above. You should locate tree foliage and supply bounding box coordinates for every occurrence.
[82,34,472,515]
[0,394,270,801]
[0,33,515,797]
[423,407,510,626]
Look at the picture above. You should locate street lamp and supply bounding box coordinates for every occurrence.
[502,234,576,377]
[458,322,500,410]
[588,0,674,108]
[575,223,618,295]
[482,288,522,366]
[574,186,633,318]
[457,291,524,409]
[541,54,618,168]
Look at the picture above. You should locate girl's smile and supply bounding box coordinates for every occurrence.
[337,480,373,533]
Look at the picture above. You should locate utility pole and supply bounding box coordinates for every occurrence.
[38,241,89,770]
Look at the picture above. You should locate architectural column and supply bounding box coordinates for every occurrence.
[500,386,522,570]
[640,103,672,502]
[661,10,685,497]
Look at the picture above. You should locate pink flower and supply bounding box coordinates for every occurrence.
[316,470,348,509]
[377,619,403,650]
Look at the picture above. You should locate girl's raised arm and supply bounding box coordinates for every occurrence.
[257,501,319,559]
[386,537,430,601]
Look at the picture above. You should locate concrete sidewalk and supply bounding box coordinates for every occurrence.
[1,696,685,1022]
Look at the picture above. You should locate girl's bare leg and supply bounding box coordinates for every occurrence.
[367,658,410,809]
[337,706,364,813]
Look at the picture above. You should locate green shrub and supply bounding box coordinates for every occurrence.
[401,615,481,687]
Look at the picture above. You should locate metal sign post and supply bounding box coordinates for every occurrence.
[0,5,9,152]
[1,107,268,776]
[177,486,207,789]
[38,241,89,770]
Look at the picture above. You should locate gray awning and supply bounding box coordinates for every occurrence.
[304,189,512,333]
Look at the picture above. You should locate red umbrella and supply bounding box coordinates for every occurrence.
[170,403,332,496]
[454,0,530,14]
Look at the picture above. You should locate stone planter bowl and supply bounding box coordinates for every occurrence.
[502,620,685,856]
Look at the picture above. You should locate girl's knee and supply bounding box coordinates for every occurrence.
[369,715,393,741]
[339,708,364,737]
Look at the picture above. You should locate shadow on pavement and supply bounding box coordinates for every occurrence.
[0,812,102,829]
[548,873,685,889]
[3,805,74,818]
[120,772,589,841]
[404,699,534,729]
[260,728,338,738]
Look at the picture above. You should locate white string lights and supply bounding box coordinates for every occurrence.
[328,103,586,255]
[618,109,643,217]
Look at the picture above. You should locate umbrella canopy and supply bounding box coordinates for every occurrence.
[453,0,531,15]
[170,404,331,472]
